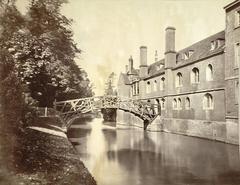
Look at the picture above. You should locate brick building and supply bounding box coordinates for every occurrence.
[117,0,240,144]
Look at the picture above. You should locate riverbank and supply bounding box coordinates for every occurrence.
[0,116,97,185]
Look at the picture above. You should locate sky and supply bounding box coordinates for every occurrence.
[16,0,233,95]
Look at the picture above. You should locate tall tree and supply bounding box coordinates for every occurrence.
[1,0,93,107]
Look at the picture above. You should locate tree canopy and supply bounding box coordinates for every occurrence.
[0,0,93,107]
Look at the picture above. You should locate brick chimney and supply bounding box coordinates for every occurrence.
[165,27,176,69]
[139,46,148,78]
[129,56,133,74]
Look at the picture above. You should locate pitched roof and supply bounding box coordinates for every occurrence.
[224,0,240,11]
[147,59,165,77]
[175,31,225,68]
[127,68,139,76]
[144,30,225,80]
[118,73,130,85]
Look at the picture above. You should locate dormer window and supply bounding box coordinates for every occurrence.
[182,50,194,60]
[210,41,216,50]
[156,64,164,71]
[183,53,189,60]
[189,50,194,57]
[210,39,224,51]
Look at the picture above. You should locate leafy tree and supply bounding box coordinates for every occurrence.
[1,0,93,107]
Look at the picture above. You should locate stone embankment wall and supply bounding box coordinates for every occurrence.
[117,110,239,145]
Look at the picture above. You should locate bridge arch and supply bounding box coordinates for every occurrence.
[54,96,158,130]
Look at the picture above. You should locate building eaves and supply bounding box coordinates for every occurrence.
[224,0,240,11]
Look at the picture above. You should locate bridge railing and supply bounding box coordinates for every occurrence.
[53,95,160,125]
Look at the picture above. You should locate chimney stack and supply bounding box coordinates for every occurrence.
[140,46,147,67]
[165,27,176,69]
[165,26,176,53]
[139,46,148,78]
[129,56,133,73]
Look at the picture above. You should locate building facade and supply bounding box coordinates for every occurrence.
[117,0,240,144]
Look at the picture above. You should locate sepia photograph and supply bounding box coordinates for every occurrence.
[0,0,240,184]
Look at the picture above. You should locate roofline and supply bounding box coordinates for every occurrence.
[141,50,224,80]
[224,0,240,10]
[177,30,225,53]
[173,50,224,70]
[143,71,165,81]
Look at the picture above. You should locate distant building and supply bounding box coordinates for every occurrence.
[117,0,240,144]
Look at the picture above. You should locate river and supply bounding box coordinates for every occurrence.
[67,118,240,185]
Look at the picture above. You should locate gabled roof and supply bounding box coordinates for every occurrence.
[118,73,130,85]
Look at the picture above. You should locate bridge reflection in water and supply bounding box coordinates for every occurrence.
[67,118,240,185]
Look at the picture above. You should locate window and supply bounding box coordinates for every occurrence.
[235,10,240,28]
[191,67,200,83]
[161,98,165,110]
[210,41,216,50]
[183,53,189,60]
[137,82,139,95]
[203,93,213,110]
[235,80,239,104]
[206,64,213,81]
[132,84,135,95]
[189,50,194,57]
[155,99,160,114]
[210,40,221,51]
[173,98,177,109]
[146,81,151,94]
[185,97,190,109]
[153,80,157,91]
[177,98,182,109]
[235,43,240,68]
[176,72,183,87]
[160,77,165,90]
[156,64,164,70]
[181,50,194,60]
[132,82,139,95]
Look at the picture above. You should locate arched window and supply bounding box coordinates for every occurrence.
[203,93,213,109]
[185,97,190,109]
[206,64,213,81]
[176,72,183,87]
[146,81,151,94]
[173,98,177,109]
[155,99,160,114]
[161,98,165,110]
[153,80,157,91]
[177,98,182,109]
[191,67,199,83]
[160,77,165,90]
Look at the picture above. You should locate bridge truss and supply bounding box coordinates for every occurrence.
[54,96,159,128]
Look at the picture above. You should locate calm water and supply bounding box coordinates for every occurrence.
[68,118,240,185]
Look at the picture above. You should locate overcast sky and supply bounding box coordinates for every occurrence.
[16,0,233,95]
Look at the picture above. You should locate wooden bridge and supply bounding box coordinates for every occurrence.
[54,96,160,129]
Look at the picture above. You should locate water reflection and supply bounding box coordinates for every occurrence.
[68,118,240,185]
